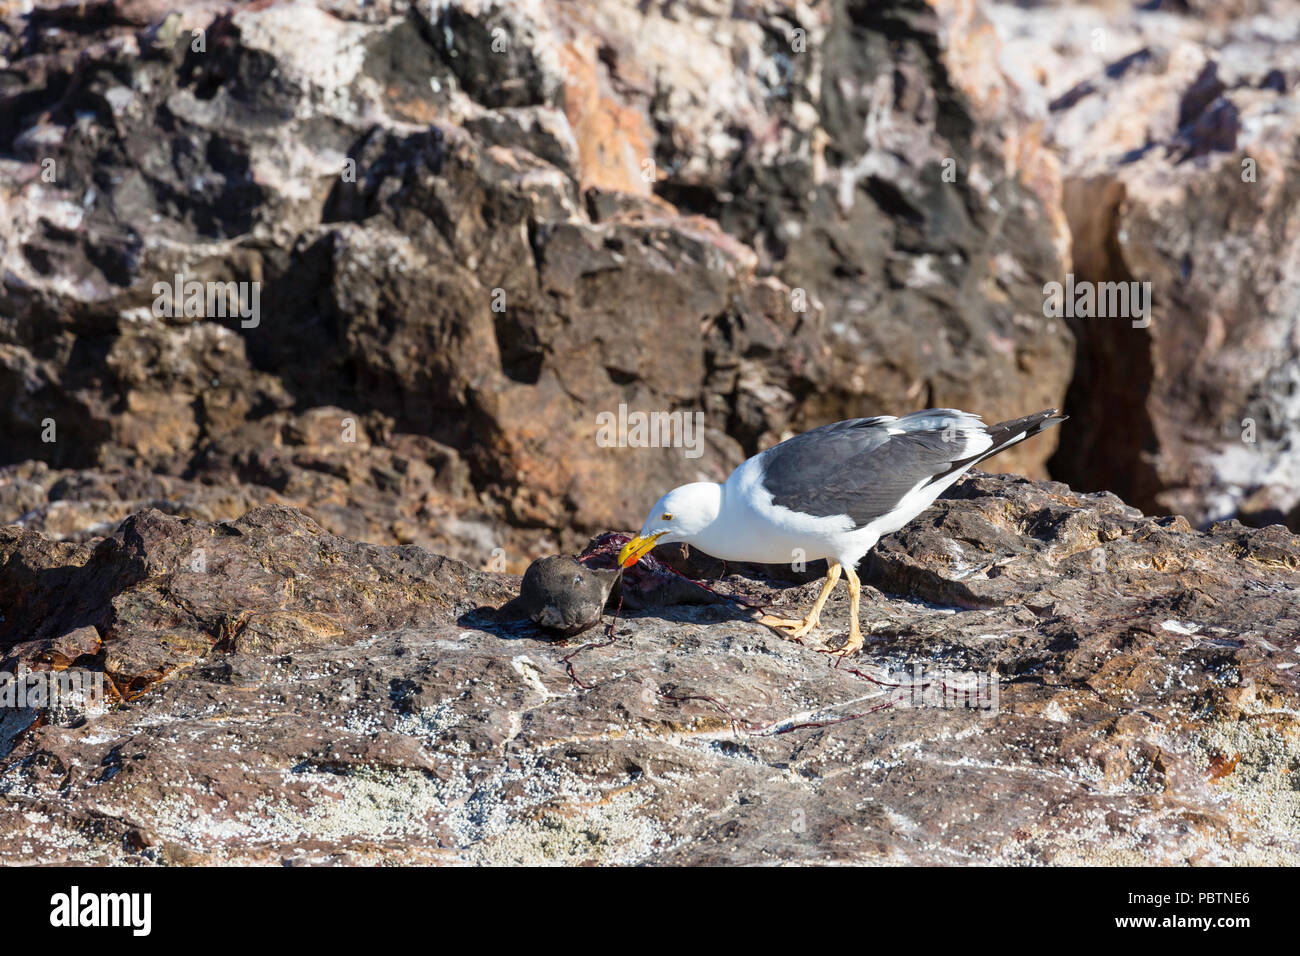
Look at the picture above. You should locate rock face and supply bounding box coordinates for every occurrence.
[2,476,1298,865]
[986,0,1300,528]
[0,1,1294,548]
[0,0,1076,569]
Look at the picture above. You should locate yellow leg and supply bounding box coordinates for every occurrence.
[757,561,842,642]
[820,565,864,656]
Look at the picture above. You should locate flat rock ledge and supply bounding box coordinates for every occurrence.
[1,473,1298,865]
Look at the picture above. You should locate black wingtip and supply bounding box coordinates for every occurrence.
[983,408,1067,452]
[1040,408,1068,427]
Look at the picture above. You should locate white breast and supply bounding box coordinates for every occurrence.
[683,456,855,564]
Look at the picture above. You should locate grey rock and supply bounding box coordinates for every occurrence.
[1,476,1297,865]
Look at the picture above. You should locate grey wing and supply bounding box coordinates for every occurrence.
[758,410,991,528]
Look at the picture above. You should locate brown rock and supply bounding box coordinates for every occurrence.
[988,0,1300,529]
[1,476,1297,864]
[0,0,1074,553]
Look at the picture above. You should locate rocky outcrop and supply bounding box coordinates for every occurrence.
[986,0,1300,529]
[0,0,1076,566]
[2,0,1297,547]
[1,475,1297,864]
[2,0,1298,867]
[563,0,1075,464]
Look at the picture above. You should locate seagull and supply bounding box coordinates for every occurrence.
[618,408,1066,655]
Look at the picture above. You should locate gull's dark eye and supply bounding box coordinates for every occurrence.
[661,512,673,521]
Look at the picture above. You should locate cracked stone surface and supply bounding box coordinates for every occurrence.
[2,473,1297,865]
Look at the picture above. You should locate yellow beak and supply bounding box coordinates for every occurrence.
[618,532,666,568]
